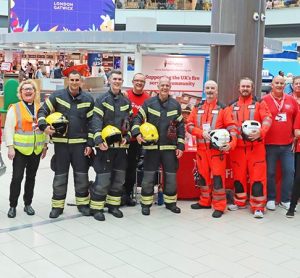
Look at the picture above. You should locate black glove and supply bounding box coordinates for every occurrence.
[121,117,130,136]
[192,165,202,188]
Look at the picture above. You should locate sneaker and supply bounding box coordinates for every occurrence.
[286,209,295,218]
[279,201,290,210]
[253,210,264,219]
[227,204,238,211]
[266,200,276,211]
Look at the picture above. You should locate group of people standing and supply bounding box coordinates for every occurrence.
[3,70,300,221]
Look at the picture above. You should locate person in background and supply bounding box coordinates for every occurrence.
[186,80,238,218]
[263,75,298,211]
[97,66,108,86]
[18,66,28,82]
[284,73,294,95]
[0,116,7,177]
[54,63,64,79]
[132,76,185,216]
[90,70,133,221]
[286,76,300,217]
[38,70,94,218]
[4,80,48,218]
[122,73,149,206]
[226,77,272,218]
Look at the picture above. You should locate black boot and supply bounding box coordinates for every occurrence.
[93,210,105,221]
[141,205,150,216]
[24,205,35,216]
[77,205,91,216]
[190,203,211,209]
[212,210,223,218]
[165,203,181,214]
[108,206,123,218]
[7,207,16,218]
[49,208,63,218]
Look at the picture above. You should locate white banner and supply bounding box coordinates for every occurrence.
[142,55,205,94]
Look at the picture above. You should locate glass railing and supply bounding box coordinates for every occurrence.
[116,0,300,10]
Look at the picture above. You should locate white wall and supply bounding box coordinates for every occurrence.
[0,0,8,16]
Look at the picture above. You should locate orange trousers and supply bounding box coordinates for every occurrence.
[230,143,267,212]
[196,148,227,211]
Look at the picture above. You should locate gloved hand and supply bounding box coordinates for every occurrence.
[192,165,202,188]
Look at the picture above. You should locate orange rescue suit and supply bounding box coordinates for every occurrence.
[226,95,272,211]
[186,99,238,212]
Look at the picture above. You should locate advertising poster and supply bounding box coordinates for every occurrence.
[10,0,115,32]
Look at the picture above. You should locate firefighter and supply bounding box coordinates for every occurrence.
[122,73,150,206]
[226,77,272,218]
[38,70,94,218]
[90,70,133,221]
[132,76,185,216]
[186,80,238,218]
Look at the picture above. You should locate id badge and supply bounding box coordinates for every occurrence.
[202,123,211,132]
[275,113,287,122]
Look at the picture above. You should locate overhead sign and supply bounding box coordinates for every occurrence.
[142,55,205,94]
[10,0,115,32]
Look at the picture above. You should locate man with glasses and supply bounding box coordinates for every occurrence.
[38,70,94,218]
[122,73,149,206]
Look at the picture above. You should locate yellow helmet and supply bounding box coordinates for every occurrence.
[140,122,159,144]
[45,112,68,135]
[102,125,122,145]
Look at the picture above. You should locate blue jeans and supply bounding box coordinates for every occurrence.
[266,144,295,203]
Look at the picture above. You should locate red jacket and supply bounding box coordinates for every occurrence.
[186,99,238,151]
[126,89,150,116]
[226,95,272,147]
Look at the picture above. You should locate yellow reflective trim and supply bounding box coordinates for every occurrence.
[148,107,160,117]
[94,132,101,139]
[88,133,94,139]
[177,138,185,144]
[76,196,90,205]
[141,195,154,205]
[163,194,177,201]
[120,104,129,111]
[77,102,91,109]
[38,116,45,122]
[56,97,70,109]
[46,98,54,112]
[160,145,177,150]
[143,145,158,150]
[132,125,140,132]
[176,115,183,121]
[103,102,114,111]
[52,137,87,144]
[140,108,147,120]
[87,110,93,118]
[90,200,105,210]
[167,110,178,117]
[52,199,65,208]
[94,107,104,116]
[106,195,121,205]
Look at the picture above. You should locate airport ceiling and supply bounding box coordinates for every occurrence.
[0,31,282,55]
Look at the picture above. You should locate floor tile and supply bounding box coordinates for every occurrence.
[106,264,153,278]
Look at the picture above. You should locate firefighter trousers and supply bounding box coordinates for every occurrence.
[141,150,178,207]
[196,148,227,212]
[90,148,127,212]
[51,143,90,209]
[230,143,267,212]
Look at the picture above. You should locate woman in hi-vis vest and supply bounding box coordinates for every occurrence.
[4,80,48,218]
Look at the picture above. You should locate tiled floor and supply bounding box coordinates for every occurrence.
[1,143,300,278]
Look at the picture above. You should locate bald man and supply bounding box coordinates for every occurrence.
[263,75,298,211]
[186,80,238,218]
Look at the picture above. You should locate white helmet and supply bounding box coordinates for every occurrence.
[242,120,261,136]
[209,129,231,149]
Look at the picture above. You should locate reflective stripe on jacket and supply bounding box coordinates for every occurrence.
[13,101,46,155]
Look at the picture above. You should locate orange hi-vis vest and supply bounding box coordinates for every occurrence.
[12,101,46,155]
